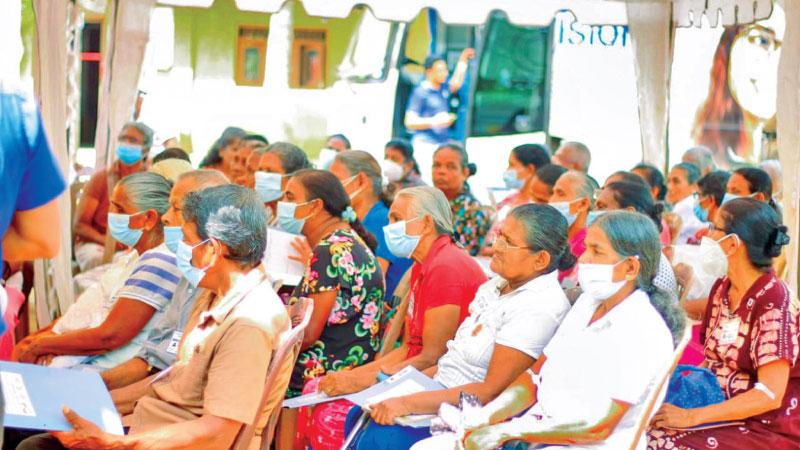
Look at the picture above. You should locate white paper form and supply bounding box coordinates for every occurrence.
[1,371,36,417]
[263,227,307,286]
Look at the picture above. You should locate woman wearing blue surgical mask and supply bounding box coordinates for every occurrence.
[256,142,312,220]
[412,211,685,450]
[276,169,385,449]
[329,151,413,300]
[12,172,178,370]
[73,122,153,272]
[481,144,552,256]
[648,199,798,450]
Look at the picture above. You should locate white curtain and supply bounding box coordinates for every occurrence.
[31,0,76,324]
[776,0,799,293]
[626,2,673,170]
[93,0,156,168]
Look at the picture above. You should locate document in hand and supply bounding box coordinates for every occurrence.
[0,361,124,434]
[262,227,307,286]
[282,367,444,427]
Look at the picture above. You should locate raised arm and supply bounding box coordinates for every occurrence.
[448,48,475,93]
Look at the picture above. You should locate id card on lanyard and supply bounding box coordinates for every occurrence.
[719,318,741,346]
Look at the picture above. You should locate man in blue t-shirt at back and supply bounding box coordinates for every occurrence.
[404,49,474,184]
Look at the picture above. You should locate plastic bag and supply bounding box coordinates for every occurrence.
[671,241,727,300]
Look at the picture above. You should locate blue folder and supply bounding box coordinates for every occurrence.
[0,361,124,434]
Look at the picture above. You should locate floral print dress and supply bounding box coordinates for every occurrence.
[286,228,385,398]
[451,189,491,257]
[648,272,800,449]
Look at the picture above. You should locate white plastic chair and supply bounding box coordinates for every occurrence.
[627,323,693,450]
[231,297,314,450]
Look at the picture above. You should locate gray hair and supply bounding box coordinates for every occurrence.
[673,162,702,185]
[117,172,172,229]
[508,204,576,273]
[177,169,230,188]
[560,141,591,172]
[181,184,267,267]
[121,121,154,149]
[335,150,382,197]
[395,186,454,236]
[682,146,715,174]
[566,170,599,207]
[267,142,312,174]
[593,210,686,344]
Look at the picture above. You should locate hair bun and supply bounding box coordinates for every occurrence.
[766,225,790,257]
[467,163,477,177]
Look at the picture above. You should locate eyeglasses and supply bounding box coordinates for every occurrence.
[493,235,532,252]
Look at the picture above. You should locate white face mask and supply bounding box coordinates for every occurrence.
[578,258,631,302]
[382,159,404,183]
[698,236,730,276]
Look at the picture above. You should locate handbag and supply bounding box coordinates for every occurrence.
[665,364,724,409]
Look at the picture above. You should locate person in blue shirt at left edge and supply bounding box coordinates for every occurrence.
[329,151,414,304]
[404,49,474,184]
[0,80,67,427]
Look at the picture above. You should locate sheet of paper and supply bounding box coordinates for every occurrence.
[346,366,445,409]
[263,228,306,286]
[1,371,36,417]
[365,379,426,405]
[282,391,348,409]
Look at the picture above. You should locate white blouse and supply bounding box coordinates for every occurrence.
[434,270,570,389]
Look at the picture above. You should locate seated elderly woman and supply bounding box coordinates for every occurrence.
[254,141,312,219]
[594,181,678,299]
[413,211,686,450]
[339,203,574,450]
[648,199,798,449]
[13,172,180,369]
[275,169,385,449]
[432,142,490,256]
[16,184,290,450]
[330,150,414,299]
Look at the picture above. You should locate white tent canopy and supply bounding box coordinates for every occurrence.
[28,0,799,319]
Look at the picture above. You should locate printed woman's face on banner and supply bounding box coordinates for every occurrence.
[728,9,784,120]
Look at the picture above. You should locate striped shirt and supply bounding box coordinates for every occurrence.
[89,243,182,369]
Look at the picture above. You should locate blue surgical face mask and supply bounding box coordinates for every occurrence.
[164,226,183,254]
[107,212,145,247]
[549,201,578,226]
[276,201,311,235]
[254,171,283,203]
[175,239,211,287]
[693,201,709,222]
[383,217,422,259]
[586,210,607,227]
[116,144,143,165]
[502,170,524,190]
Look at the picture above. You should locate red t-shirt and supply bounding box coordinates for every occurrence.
[405,235,487,357]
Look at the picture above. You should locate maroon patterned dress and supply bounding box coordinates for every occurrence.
[648,272,800,449]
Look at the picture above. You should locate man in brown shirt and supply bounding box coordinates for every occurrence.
[73,122,154,271]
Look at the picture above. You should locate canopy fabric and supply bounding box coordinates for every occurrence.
[627,2,673,171]
[157,0,772,27]
[777,0,799,294]
[31,0,76,324]
[92,0,156,169]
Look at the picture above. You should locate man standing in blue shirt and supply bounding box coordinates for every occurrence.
[404,49,474,184]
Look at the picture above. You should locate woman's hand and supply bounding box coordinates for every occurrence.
[288,237,312,264]
[370,397,411,425]
[650,403,699,430]
[13,335,45,363]
[318,370,372,396]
